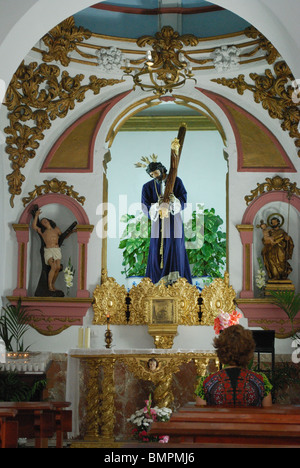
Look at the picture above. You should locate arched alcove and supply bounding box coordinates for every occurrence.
[10,193,94,335]
[237,190,300,337]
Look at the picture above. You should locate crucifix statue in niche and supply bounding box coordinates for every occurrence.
[30,204,77,297]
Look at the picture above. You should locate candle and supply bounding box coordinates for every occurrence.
[78,327,84,348]
[84,327,90,349]
[106,314,110,330]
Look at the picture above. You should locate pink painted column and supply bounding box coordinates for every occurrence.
[236,224,254,298]
[76,226,94,298]
[12,224,29,296]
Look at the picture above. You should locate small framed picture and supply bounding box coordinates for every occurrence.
[150,298,175,324]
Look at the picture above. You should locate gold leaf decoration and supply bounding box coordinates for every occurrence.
[243,26,280,64]
[244,175,300,205]
[93,270,128,325]
[4,61,124,206]
[42,16,93,67]
[22,178,86,206]
[212,61,300,157]
[201,272,236,325]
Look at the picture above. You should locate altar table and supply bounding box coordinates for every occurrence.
[66,348,218,446]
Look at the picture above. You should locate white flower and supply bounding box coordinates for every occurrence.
[255,268,266,289]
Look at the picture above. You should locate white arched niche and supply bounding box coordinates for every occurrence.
[253,202,299,296]
[105,98,229,286]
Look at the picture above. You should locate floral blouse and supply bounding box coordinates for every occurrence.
[195,368,272,407]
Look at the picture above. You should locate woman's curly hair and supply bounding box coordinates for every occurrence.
[213,324,255,368]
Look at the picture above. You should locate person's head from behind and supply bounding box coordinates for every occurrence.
[213,324,255,368]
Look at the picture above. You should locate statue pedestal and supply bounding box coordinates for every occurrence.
[265,279,295,295]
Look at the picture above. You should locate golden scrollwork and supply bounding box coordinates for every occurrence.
[244,175,300,205]
[135,25,202,68]
[83,359,102,440]
[92,273,237,331]
[99,359,116,440]
[120,354,193,408]
[22,177,86,206]
[243,26,280,64]
[212,60,300,157]
[4,61,124,207]
[42,17,93,67]
[93,270,128,325]
[201,272,236,325]
[128,277,200,326]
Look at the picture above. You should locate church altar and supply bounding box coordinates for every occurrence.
[66,348,218,447]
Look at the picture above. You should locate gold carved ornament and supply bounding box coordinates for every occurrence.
[42,17,94,67]
[244,175,300,205]
[243,26,280,65]
[121,355,194,408]
[21,177,86,206]
[128,277,200,326]
[200,272,236,325]
[4,61,124,207]
[124,26,204,95]
[212,61,300,158]
[92,270,128,325]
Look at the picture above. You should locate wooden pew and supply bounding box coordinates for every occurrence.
[0,401,72,448]
[0,408,18,448]
[49,401,72,448]
[149,403,300,448]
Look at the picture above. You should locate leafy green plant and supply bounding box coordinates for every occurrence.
[118,208,227,279]
[185,207,226,277]
[0,371,46,402]
[119,213,151,277]
[269,290,300,334]
[0,299,33,352]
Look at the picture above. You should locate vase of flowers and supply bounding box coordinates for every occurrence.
[214,310,242,335]
[127,394,172,443]
[255,257,266,297]
[64,258,75,296]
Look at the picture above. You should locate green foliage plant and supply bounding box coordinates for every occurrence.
[0,371,46,402]
[118,208,227,279]
[269,290,300,335]
[185,207,226,278]
[118,213,151,277]
[0,298,33,352]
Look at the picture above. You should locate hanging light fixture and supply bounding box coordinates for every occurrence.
[124,26,200,96]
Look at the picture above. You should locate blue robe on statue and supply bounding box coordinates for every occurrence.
[141,176,192,285]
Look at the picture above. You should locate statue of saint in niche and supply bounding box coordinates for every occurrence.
[258,215,294,281]
[31,204,77,297]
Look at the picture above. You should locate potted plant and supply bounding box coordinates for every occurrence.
[118,208,227,286]
[185,207,226,280]
[0,371,46,402]
[118,213,151,279]
[0,298,34,352]
[269,290,300,336]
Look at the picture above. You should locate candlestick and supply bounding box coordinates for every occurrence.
[105,315,112,348]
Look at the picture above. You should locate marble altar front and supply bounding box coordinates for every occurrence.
[66,348,218,447]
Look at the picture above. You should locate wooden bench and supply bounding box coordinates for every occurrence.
[149,403,300,448]
[0,401,72,448]
[0,408,18,448]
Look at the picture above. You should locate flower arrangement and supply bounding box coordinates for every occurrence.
[127,394,172,443]
[64,257,75,295]
[255,257,266,295]
[214,310,242,335]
